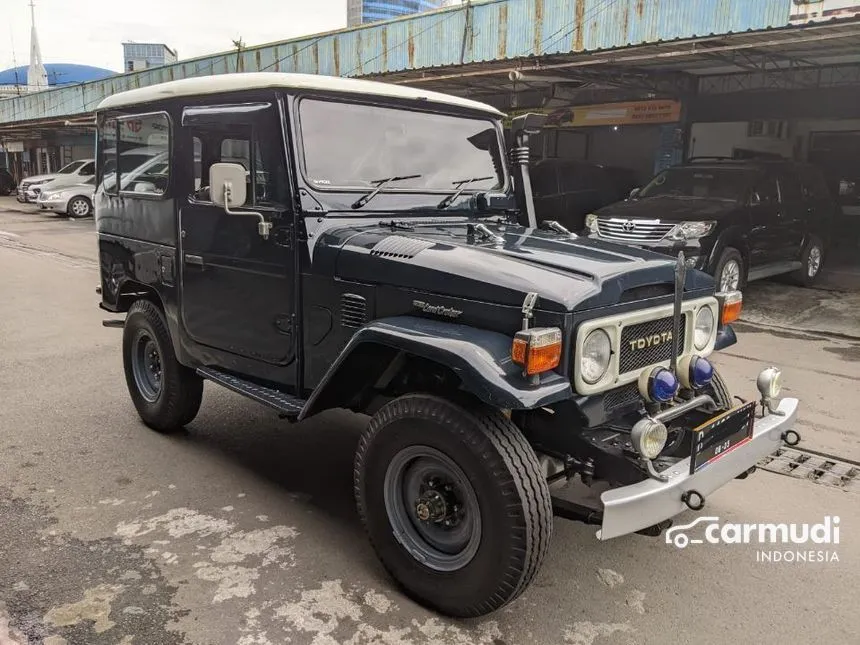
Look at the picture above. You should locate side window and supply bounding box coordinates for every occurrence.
[79,162,95,176]
[800,168,830,200]
[190,124,287,207]
[97,117,118,194]
[778,173,802,204]
[531,165,558,197]
[118,113,170,196]
[752,177,779,205]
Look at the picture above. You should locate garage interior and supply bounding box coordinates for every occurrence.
[374,18,860,270]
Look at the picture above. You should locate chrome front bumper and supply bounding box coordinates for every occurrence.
[597,397,799,540]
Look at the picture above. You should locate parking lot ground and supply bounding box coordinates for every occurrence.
[1,205,858,645]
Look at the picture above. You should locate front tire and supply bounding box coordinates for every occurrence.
[123,300,203,432]
[354,394,553,617]
[713,247,745,292]
[67,196,92,218]
[790,236,824,287]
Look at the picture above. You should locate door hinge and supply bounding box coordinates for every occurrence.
[274,313,293,335]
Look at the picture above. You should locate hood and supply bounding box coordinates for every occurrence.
[596,195,740,222]
[39,182,94,196]
[317,219,714,312]
[22,173,58,185]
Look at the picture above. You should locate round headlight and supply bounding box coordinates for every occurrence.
[581,329,611,384]
[694,307,715,350]
[757,366,782,400]
[630,418,669,460]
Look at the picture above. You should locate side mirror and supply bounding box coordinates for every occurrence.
[629,187,641,200]
[210,162,247,208]
[208,162,271,239]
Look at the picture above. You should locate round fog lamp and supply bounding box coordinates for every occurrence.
[631,418,669,460]
[679,355,714,389]
[638,367,679,403]
[757,366,782,400]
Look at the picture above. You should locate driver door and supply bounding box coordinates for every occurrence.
[178,102,296,368]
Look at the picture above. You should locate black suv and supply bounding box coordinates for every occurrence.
[585,158,837,291]
[0,167,15,195]
[531,159,635,232]
[94,74,800,617]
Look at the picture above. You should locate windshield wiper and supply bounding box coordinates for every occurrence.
[351,174,422,209]
[437,176,495,209]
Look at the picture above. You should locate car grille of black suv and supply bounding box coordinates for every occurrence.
[597,218,675,243]
[619,315,686,373]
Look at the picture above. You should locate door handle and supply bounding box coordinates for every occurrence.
[184,253,205,268]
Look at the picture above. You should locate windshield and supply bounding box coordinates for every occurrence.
[298,99,504,196]
[58,161,85,174]
[639,167,756,201]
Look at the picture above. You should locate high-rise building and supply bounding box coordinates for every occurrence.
[347,0,453,27]
[122,43,178,73]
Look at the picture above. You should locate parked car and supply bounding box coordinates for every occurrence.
[37,177,96,217]
[1,167,16,195]
[584,158,837,289]
[94,74,799,617]
[531,159,633,231]
[17,159,96,203]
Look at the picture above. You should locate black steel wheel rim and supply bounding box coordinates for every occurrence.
[383,445,482,572]
[132,331,163,403]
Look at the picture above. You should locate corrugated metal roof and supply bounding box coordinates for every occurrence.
[0,0,800,127]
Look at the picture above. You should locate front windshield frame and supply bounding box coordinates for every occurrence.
[294,95,509,198]
[639,166,757,202]
[57,161,85,174]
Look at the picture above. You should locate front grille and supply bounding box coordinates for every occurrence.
[603,383,642,416]
[597,218,675,243]
[619,315,686,373]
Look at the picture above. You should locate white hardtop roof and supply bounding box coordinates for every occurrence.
[96,72,502,116]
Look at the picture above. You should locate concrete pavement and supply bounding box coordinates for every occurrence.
[0,204,857,645]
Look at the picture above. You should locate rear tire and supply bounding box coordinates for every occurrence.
[790,236,824,287]
[123,299,203,432]
[713,247,745,292]
[354,394,552,617]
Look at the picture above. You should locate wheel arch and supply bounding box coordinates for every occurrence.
[708,226,750,275]
[299,316,573,420]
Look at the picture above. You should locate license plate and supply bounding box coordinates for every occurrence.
[689,401,756,474]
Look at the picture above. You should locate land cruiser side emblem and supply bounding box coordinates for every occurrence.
[629,331,672,351]
[413,300,463,319]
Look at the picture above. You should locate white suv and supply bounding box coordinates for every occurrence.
[17,159,96,203]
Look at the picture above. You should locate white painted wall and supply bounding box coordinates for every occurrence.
[689,119,860,161]
[688,122,794,159]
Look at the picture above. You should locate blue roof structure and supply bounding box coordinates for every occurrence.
[0,63,115,86]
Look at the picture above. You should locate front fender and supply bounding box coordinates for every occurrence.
[299,316,573,419]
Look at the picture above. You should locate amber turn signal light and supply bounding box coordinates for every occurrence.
[511,327,563,376]
[717,290,743,325]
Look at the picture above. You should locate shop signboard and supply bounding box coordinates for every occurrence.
[505,100,682,128]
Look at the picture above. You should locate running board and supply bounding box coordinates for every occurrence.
[197,367,306,418]
[747,261,802,283]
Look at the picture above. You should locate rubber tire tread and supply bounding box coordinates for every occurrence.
[354,393,553,617]
[123,299,203,432]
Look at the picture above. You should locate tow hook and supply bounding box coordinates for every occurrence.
[681,489,705,511]
[782,429,801,446]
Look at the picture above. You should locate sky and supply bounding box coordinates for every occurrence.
[1,0,348,73]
